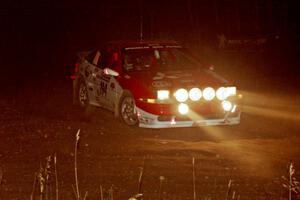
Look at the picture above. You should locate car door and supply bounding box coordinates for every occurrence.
[91,49,121,111]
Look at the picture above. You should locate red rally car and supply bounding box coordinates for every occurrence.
[72,40,241,128]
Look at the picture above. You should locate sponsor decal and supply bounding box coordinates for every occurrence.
[99,81,108,96]
[153,72,191,80]
[125,46,150,50]
[124,75,131,79]
[153,72,165,80]
[110,83,115,90]
[152,81,171,88]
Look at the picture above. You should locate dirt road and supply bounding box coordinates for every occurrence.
[1,71,300,200]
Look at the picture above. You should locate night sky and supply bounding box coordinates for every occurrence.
[1,0,299,85]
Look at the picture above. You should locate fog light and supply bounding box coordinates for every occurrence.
[216,87,227,100]
[222,100,232,111]
[157,90,169,100]
[178,103,189,115]
[174,88,189,102]
[189,88,202,101]
[203,87,215,101]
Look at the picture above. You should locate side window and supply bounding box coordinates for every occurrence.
[86,50,96,64]
[99,50,120,69]
[108,52,120,68]
[98,51,110,69]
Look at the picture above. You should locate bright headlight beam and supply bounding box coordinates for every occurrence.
[203,87,215,101]
[178,103,189,115]
[216,87,227,100]
[216,87,237,100]
[157,90,169,100]
[174,88,189,102]
[226,87,236,96]
[222,100,232,111]
[189,88,202,101]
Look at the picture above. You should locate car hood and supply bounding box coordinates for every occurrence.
[126,69,228,90]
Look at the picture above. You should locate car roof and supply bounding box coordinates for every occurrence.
[105,40,182,49]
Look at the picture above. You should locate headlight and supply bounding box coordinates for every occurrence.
[203,87,215,101]
[189,88,202,101]
[178,103,189,115]
[222,100,232,111]
[157,90,169,100]
[216,87,237,100]
[226,87,236,97]
[216,87,227,100]
[174,88,189,102]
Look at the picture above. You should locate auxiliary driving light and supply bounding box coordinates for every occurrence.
[203,87,215,101]
[174,88,189,102]
[216,87,227,100]
[189,88,202,101]
[157,90,170,100]
[178,103,189,115]
[222,100,232,111]
[226,87,236,96]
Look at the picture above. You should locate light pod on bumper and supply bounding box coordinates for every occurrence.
[189,88,202,101]
[174,88,189,102]
[216,87,237,100]
[216,87,227,100]
[222,100,232,111]
[157,90,169,100]
[178,103,189,115]
[203,87,215,101]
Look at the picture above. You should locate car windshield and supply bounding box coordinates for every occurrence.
[122,47,202,72]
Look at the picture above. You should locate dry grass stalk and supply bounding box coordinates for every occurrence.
[83,191,88,200]
[282,162,300,200]
[0,166,3,186]
[74,129,81,200]
[0,165,3,198]
[192,157,196,200]
[54,153,58,200]
[225,179,233,200]
[99,185,104,200]
[158,176,165,200]
[138,157,145,195]
[30,172,37,200]
[108,186,114,200]
[32,155,53,200]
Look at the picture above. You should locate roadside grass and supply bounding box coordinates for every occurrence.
[26,130,300,200]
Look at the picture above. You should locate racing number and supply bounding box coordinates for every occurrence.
[99,80,108,97]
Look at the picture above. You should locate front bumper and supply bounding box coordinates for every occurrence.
[136,106,241,128]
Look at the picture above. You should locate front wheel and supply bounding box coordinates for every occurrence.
[78,81,89,107]
[119,93,138,126]
[78,81,94,118]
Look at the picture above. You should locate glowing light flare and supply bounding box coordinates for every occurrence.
[189,88,202,101]
[171,118,176,125]
[157,90,170,100]
[178,103,189,115]
[226,87,236,97]
[216,87,227,100]
[203,87,215,101]
[222,100,232,111]
[216,87,237,100]
[174,89,189,102]
[231,105,237,113]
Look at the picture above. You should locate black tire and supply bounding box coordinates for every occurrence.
[119,92,138,126]
[78,81,94,118]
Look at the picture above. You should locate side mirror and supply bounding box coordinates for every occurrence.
[208,65,215,71]
[103,68,119,76]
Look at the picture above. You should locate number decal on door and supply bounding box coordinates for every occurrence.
[99,81,108,96]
